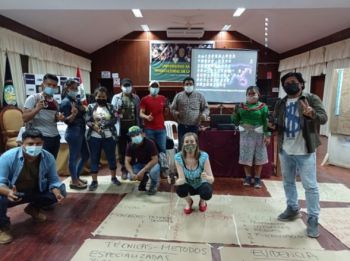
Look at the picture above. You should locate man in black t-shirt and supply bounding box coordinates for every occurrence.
[125,126,160,195]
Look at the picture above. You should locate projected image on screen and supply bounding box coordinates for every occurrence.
[191,48,258,103]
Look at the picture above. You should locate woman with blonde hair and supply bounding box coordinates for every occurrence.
[173,132,214,214]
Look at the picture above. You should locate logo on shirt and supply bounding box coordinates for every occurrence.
[285,101,300,138]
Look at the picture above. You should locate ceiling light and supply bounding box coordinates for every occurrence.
[265,17,269,22]
[233,8,246,17]
[132,9,143,18]
[141,24,150,32]
[221,25,231,31]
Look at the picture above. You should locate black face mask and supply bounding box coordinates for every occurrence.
[283,83,300,95]
[96,99,107,106]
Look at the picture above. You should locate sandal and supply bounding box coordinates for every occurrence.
[79,178,88,184]
[199,201,207,212]
[69,182,87,190]
[184,198,193,215]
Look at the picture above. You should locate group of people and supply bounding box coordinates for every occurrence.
[0,71,327,244]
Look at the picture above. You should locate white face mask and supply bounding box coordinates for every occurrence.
[121,86,132,94]
[184,85,194,93]
[246,95,259,103]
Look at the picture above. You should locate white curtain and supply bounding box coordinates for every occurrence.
[7,52,25,108]
[28,57,48,75]
[321,58,350,135]
[0,27,92,99]
[0,27,91,71]
[278,37,350,136]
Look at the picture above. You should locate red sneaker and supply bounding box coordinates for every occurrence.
[199,201,207,212]
[183,198,193,215]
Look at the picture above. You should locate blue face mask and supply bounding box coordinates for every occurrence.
[150,87,159,96]
[131,135,143,144]
[44,86,55,96]
[67,90,79,98]
[24,145,43,157]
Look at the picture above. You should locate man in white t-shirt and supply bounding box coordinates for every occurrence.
[273,72,327,238]
[22,73,64,159]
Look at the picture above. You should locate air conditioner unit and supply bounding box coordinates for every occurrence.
[166,28,205,38]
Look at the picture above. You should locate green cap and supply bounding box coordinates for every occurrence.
[128,125,142,136]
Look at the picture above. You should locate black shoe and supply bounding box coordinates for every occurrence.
[88,181,98,191]
[111,176,121,186]
[148,186,157,195]
[138,174,149,191]
[278,206,302,221]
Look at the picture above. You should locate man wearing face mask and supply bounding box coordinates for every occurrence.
[273,72,327,238]
[124,126,160,195]
[23,73,64,159]
[111,78,141,180]
[170,77,209,150]
[140,81,168,154]
[0,129,66,244]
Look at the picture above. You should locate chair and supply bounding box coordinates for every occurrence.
[0,106,24,150]
[164,120,178,150]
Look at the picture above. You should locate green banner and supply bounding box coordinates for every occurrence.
[150,41,214,82]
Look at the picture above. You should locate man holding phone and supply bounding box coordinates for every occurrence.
[0,129,66,244]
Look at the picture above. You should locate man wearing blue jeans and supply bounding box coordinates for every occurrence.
[125,126,160,195]
[273,72,327,238]
[0,129,66,244]
[170,77,209,150]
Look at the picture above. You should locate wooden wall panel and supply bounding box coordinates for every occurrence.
[90,30,281,100]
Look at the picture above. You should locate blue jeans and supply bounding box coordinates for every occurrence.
[0,184,66,227]
[178,124,199,150]
[279,149,320,218]
[88,136,117,173]
[144,128,166,153]
[43,135,61,159]
[65,126,89,180]
[133,162,160,188]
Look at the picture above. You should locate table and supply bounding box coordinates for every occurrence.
[198,129,274,178]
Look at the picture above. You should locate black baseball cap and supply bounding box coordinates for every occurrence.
[121,78,133,87]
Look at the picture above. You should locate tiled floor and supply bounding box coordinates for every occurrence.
[0,136,349,260]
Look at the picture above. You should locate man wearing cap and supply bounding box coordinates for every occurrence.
[171,76,209,149]
[111,78,141,180]
[140,81,168,154]
[125,126,160,195]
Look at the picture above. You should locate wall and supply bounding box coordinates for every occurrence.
[0,15,89,59]
[90,31,280,101]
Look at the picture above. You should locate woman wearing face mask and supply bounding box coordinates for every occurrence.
[140,81,168,154]
[86,87,120,191]
[173,132,214,214]
[232,86,270,188]
[60,79,89,190]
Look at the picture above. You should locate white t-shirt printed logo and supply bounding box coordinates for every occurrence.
[285,99,300,139]
[283,98,307,155]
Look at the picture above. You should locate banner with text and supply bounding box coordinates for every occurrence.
[150,41,214,82]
